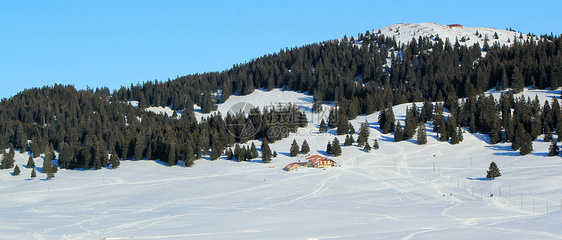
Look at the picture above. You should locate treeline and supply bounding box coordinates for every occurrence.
[0,85,306,169]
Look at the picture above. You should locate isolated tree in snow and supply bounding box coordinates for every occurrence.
[300,140,310,154]
[344,134,354,146]
[289,139,300,157]
[373,139,379,150]
[486,161,501,179]
[261,138,272,163]
[548,139,559,156]
[363,142,371,152]
[26,156,35,168]
[13,165,21,176]
[319,119,328,133]
[272,151,277,158]
[31,168,37,178]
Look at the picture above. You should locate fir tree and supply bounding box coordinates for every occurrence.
[226,148,234,160]
[13,165,21,176]
[326,142,332,155]
[42,152,53,173]
[168,143,177,166]
[344,134,353,146]
[548,139,559,156]
[111,152,120,169]
[234,144,242,162]
[417,125,427,145]
[373,139,379,150]
[357,120,370,147]
[319,119,328,133]
[394,121,404,142]
[261,138,272,163]
[336,116,349,135]
[210,144,222,161]
[26,156,35,168]
[544,125,553,142]
[272,151,277,158]
[519,133,533,155]
[486,161,501,179]
[348,123,356,135]
[363,142,371,152]
[290,139,300,157]
[331,137,342,156]
[250,142,259,159]
[300,140,310,154]
[31,168,37,178]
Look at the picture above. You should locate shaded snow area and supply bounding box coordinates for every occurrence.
[3,88,562,239]
[373,22,537,47]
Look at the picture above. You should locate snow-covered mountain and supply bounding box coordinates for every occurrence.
[372,22,539,47]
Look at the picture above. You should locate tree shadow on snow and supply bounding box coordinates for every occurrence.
[485,145,520,156]
[466,177,493,181]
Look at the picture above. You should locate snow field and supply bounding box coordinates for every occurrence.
[2,88,562,239]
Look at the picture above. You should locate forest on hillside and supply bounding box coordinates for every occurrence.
[0,29,561,172]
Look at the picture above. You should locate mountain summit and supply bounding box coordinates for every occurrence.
[372,22,538,47]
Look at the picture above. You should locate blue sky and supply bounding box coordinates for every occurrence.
[1,0,561,99]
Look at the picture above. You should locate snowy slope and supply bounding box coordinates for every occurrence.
[373,22,538,47]
[2,88,562,239]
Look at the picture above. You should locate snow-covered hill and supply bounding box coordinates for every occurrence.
[373,22,538,47]
[3,87,562,239]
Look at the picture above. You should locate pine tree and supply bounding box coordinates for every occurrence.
[42,152,53,173]
[300,140,310,154]
[520,133,533,155]
[344,134,353,146]
[336,116,349,135]
[394,121,404,142]
[357,120,370,147]
[31,168,37,178]
[26,156,35,168]
[363,142,371,152]
[348,123,356,135]
[326,142,332,155]
[226,148,234,160]
[544,125,553,142]
[13,165,21,176]
[319,119,328,133]
[168,143,177,166]
[250,142,259,159]
[373,139,379,150]
[486,161,501,179]
[272,151,277,158]
[234,144,242,162]
[111,152,120,169]
[331,137,342,156]
[261,138,272,163]
[290,139,300,157]
[417,125,427,145]
[548,139,559,156]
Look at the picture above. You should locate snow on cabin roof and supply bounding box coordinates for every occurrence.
[306,155,334,164]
